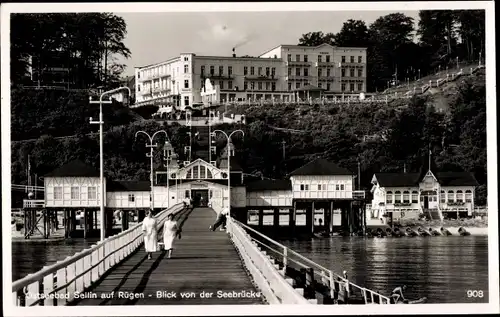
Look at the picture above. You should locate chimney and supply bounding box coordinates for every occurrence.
[232,47,236,58]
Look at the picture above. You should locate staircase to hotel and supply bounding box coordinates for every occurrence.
[424,208,443,221]
[190,125,211,162]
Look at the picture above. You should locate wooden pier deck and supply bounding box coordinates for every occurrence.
[70,207,264,305]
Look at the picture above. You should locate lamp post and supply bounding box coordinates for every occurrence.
[163,144,177,206]
[90,86,131,241]
[135,130,170,212]
[212,129,244,213]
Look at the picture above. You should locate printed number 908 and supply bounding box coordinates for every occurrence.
[467,290,484,298]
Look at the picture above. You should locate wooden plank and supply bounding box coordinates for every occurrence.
[70,208,263,305]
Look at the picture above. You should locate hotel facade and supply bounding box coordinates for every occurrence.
[134,44,367,108]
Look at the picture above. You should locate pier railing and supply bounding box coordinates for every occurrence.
[12,203,185,306]
[230,218,391,305]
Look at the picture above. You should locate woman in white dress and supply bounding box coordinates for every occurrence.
[163,213,180,258]
[142,210,158,259]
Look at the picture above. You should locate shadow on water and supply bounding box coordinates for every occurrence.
[279,236,488,304]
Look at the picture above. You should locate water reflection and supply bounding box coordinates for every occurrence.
[280,236,488,303]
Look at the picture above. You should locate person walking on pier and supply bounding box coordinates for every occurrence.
[391,285,407,303]
[142,210,158,260]
[209,207,229,231]
[162,213,180,259]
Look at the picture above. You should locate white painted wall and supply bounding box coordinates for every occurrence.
[44,177,105,208]
[106,191,150,209]
[246,190,292,207]
[290,175,353,199]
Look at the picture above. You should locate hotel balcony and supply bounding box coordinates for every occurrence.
[340,62,365,67]
[202,73,234,80]
[318,75,336,81]
[315,61,335,67]
[244,74,278,81]
[139,72,171,82]
[286,61,312,67]
[285,75,310,81]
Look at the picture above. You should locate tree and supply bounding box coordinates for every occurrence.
[334,19,370,47]
[298,31,335,46]
[454,10,485,61]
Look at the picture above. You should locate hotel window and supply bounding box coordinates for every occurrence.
[336,184,340,190]
[304,55,308,62]
[219,81,224,89]
[184,96,189,106]
[318,83,322,89]
[184,65,189,73]
[193,165,199,178]
[266,82,270,90]
[258,82,263,90]
[54,186,62,200]
[128,194,135,202]
[386,191,393,204]
[440,190,446,203]
[272,67,276,77]
[341,56,346,63]
[228,66,233,76]
[138,72,141,79]
[350,56,355,63]
[326,68,330,77]
[185,190,190,198]
[206,169,213,179]
[300,184,305,191]
[244,82,248,90]
[358,69,363,77]
[250,67,255,75]
[88,186,97,200]
[350,83,355,91]
[271,82,276,91]
[287,54,292,62]
[228,81,233,89]
[358,56,362,63]
[304,68,309,76]
[411,191,418,203]
[296,82,300,89]
[219,66,223,75]
[456,190,464,202]
[447,190,454,203]
[340,184,345,190]
[296,68,301,76]
[266,67,270,76]
[258,67,262,75]
[138,85,141,92]
[326,55,330,62]
[394,191,402,203]
[318,69,323,77]
[350,68,355,77]
[251,82,255,90]
[327,83,331,91]
[71,186,79,200]
[184,56,189,61]
[288,83,292,91]
[357,83,363,91]
[296,54,300,62]
[244,66,248,75]
[341,68,346,77]
[318,55,322,62]
[209,190,213,198]
[210,66,215,75]
[288,68,292,76]
[184,80,189,89]
[465,190,472,202]
[403,191,410,203]
[341,83,346,92]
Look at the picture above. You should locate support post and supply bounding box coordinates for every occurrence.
[273,208,280,229]
[43,209,47,239]
[305,203,313,235]
[258,209,264,228]
[83,208,88,239]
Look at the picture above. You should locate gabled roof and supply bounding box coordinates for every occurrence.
[107,181,151,192]
[289,158,352,176]
[44,160,100,177]
[245,179,292,192]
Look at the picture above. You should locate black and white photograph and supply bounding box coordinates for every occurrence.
[1,2,498,315]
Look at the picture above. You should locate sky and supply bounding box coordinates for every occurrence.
[116,11,419,77]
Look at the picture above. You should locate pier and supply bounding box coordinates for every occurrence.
[12,206,391,306]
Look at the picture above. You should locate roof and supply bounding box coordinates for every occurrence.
[374,171,479,187]
[295,84,326,92]
[290,158,352,176]
[245,179,292,192]
[44,160,100,177]
[435,172,479,186]
[107,181,151,192]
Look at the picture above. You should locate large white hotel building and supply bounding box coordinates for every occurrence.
[134,43,367,107]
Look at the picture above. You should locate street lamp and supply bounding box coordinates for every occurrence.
[90,86,131,241]
[135,130,170,213]
[163,142,176,205]
[212,129,244,214]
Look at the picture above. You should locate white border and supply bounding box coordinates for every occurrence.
[1,2,498,316]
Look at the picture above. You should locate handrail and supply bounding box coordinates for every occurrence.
[231,218,391,304]
[12,203,184,306]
